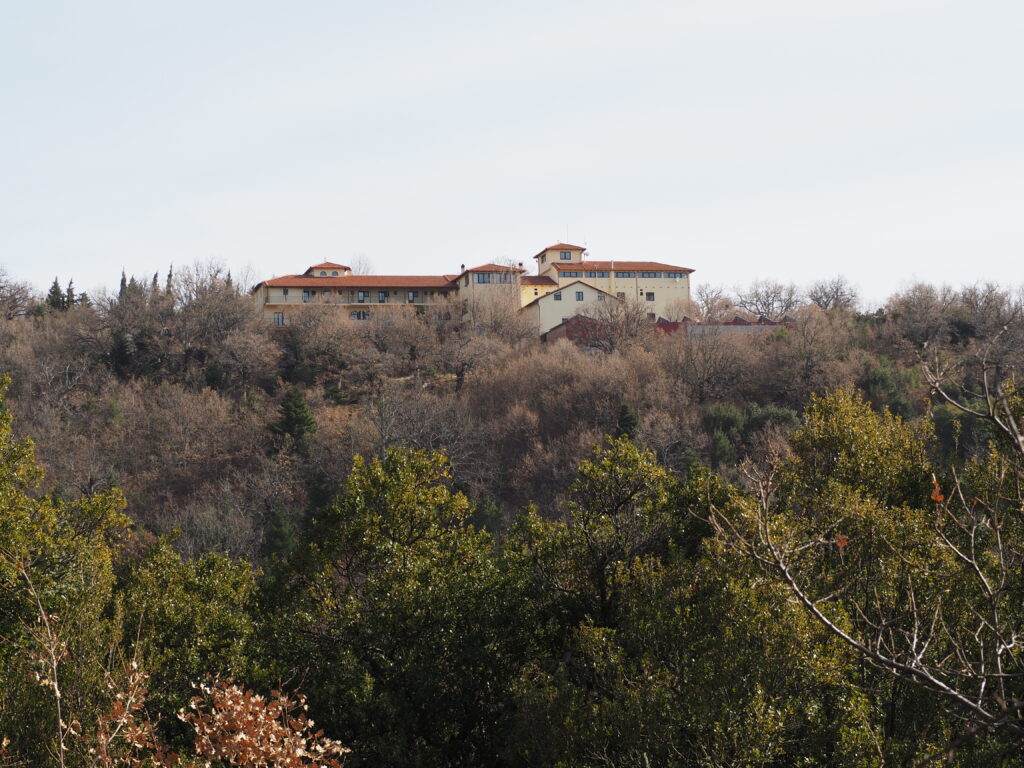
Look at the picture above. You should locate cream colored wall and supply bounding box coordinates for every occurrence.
[554,273,690,319]
[519,283,556,307]
[525,283,615,334]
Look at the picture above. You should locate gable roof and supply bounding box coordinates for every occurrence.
[533,243,586,258]
[520,279,619,309]
[551,261,694,274]
[303,262,351,274]
[521,275,558,286]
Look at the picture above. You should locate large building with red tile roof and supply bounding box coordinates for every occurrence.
[252,243,694,333]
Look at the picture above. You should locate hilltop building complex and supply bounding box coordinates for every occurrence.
[251,244,694,335]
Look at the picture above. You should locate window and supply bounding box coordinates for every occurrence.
[350,310,371,320]
[639,271,661,278]
[407,290,419,303]
[464,275,469,286]
[597,293,605,301]
[273,312,284,326]
[378,291,388,303]
[560,251,572,260]
[282,288,289,296]
[302,290,310,302]
[665,271,686,278]
[575,291,584,302]
[585,271,596,278]
[554,291,562,301]
[475,273,492,283]
[533,289,539,296]
[646,292,655,302]
[322,289,329,296]
[320,271,327,276]
[615,271,635,278]
[617,292,626,300]
[562,271,581,278]
[540,255,546,264]
[496,272,514,283]
[647,313,656,321]
[332,270,339,276]
[357,290,369,303]
[597,271,608,278]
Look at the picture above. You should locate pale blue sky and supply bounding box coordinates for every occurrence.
[2,0,1022,305]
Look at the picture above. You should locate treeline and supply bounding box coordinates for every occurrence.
[1,265,1023,764]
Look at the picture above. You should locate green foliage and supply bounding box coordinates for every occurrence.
[115,539,259,743]
[270,386,317,442]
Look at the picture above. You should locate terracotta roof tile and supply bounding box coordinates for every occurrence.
[521,275,558,286]
[464,263,524,273]
[258,275,456,289]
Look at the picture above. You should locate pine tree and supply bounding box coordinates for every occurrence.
[119,270,128,298]
[614,402,639,439]
[270,387,317,443]
[65,280,75,309]
[46,278,66,311]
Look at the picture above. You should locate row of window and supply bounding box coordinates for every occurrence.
[550,291,655,302]
[473,272,515,283]
[557,271,687,279]
[318,270,342,276]
[288,288,432,303]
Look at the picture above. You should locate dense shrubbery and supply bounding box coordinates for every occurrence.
[2,267,1024,764]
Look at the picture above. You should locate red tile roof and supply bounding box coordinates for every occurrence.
[304,262,350,272]
[463,263,525,273]
[551,261,694,274]
[521,275,558,286]
[258,275,455,289]
[533,243,586,258]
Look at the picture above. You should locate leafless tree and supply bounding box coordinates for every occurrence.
[0,267,34,319]
[734,279,802,321]
[694,283,733,322]
[806,276,859,312]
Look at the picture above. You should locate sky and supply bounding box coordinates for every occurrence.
[2,0,1023,306]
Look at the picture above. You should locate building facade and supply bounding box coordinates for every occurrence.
[252,243,695,334]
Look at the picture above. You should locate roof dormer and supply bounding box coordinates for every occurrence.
[304,262,352,277]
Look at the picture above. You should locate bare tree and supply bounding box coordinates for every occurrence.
[806,276,858,312]
[0,268,34,319]
[694,283,733,322]
[734,280,802,321]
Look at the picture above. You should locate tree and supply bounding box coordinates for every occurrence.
[46,277,67,312]
[708,383,1024,756]
[0,267,34,319]
[614,402,638,439]
[270,387,317,443]
[734,279,802,321]
[806,276,858,312]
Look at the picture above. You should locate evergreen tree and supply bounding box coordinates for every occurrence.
[64,279,75,309]
[118,269,128,298]
[45,277,66,311]
[614,401,639,439]
[270,387,317,442]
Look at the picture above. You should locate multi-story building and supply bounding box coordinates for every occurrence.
[251,243,694,334]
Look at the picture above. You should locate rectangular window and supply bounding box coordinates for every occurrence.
[617,292,626,300]
[282,288,289,296]
[357,290,369,303]
[647,313,656,321]
[273,312,284,326]
[615,271,635,278]
[560,251,572,260]
[597,293,605,301]
[302,290,310,302]
[497,272,514,283]
[475,273,492,283]
[597,271,608,278]
[407,290,419,303]
[646,292,655,301]
[575,291,584,301]
[350,310,371,320]
[554,291,562,301]
[378,291,388,303]
[540,255,546,264]
[639,271,661,278]
[585,271,596,278]
[562,271,581,278]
